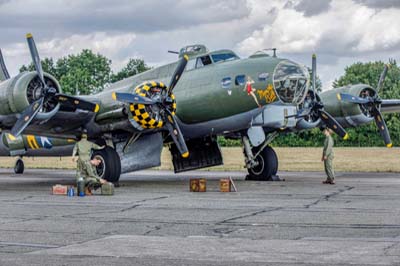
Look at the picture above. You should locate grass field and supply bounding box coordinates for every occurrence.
[1,147,400,173]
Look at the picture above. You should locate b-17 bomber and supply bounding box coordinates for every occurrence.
[0,35,399,182]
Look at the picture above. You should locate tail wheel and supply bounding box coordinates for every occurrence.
[92,146,121,183]
[130,81,177,129]
[14,158,24,174]
[247,146,278,181]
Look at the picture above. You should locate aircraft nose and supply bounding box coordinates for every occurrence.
[273,60,310,104]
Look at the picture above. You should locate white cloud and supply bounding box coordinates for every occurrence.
[2,32,137,74]
[237,0,400,89]
[238,0,400,55]
[1,0,400,91]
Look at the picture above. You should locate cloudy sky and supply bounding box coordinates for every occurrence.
[0,0,399,89]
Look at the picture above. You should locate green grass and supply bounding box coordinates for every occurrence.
[2,147,400,172]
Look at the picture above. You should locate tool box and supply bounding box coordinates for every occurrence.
[101,182,114,195]
[52,184,68,195]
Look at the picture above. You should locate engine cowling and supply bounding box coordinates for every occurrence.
[295,90,322,131]
[128,81,177,129]
[320,84,376,127]
[0,71,61,115]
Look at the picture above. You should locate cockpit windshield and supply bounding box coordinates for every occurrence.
[211,53,239,63]
[273,60,309,104]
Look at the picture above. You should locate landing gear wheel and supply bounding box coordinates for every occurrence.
[92,147,121,183]
[14,158,24,174]
[247,146,278,181]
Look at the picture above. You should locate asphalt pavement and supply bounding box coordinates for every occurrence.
[0,169,399,265]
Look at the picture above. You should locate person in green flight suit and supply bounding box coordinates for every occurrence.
[321,128,335,184]
[72,130,107,193]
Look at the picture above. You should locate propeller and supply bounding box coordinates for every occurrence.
[113,55,190,158]
[10,33,99,137]
[338,64,392,147]
[0,49,10,80]
[296,54,349,140]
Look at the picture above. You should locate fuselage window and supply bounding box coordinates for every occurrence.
[195,55,212,69]
[212,53,239,63]
[235,75,246,86]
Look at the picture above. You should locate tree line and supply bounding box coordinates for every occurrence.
[20,49,150,95]
[19,50,400,147]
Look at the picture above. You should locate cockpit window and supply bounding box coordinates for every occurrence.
[211,53,239,63]
[195,55,212,68]
[273,60,309,104]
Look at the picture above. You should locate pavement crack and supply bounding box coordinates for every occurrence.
[383,242,399,255]
[61,203,141,218]
[212,227,238,238]
[119,204,141,213]
[217,207,283,224]
[305,186,354,208]
[136,196,168,203]
[143,225,162,235]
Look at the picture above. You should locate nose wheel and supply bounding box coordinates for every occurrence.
[14,157,24,174]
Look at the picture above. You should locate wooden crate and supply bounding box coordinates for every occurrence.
[199,178,206,192]
[190,179,199,192]
[220,178,231,192]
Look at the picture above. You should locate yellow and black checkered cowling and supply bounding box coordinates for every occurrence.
[130,81,177,129]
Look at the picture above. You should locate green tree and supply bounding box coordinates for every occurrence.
[308,67,322,92]
[20,49,112,95]
[19,58,57,77]
[57,50,112,95]
[111,58,150,82]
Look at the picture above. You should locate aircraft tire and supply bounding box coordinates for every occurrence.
[247,146,277,181]
[270,147,278,176]
[14,158,24,174]
[92,147,121,183]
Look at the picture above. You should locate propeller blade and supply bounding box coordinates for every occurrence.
[55,94,99,112]
[0,49,10,80]
[26,33,45,85]
[164,109,189,158]
[312,54,316,94]
[372,106,392,147]
[376,64,389,93]
[112,92,156,105]
[167,55,189,95]
[338,93,371,104]
[10,98,44,137]
[319,110,349,140]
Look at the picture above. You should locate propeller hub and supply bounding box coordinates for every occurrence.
[129,82,177,129]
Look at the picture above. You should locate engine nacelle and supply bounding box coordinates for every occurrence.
[0,72,61,115]
[295,90,321,131]
[320,84,375,127]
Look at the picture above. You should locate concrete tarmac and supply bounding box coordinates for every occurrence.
[0,169,399,265]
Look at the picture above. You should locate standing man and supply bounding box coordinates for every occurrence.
[321,128,335,184]
[72,130,107,194]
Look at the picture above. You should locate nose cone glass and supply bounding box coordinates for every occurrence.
[273,60,309,104]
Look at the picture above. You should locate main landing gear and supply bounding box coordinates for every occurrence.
[92,146,121,183]
[242,135,281,181]
[14,157,24,174]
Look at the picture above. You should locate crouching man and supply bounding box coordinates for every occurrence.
[72,130,107,194]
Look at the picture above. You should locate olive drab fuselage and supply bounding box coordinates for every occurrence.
[89,50,309,126]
